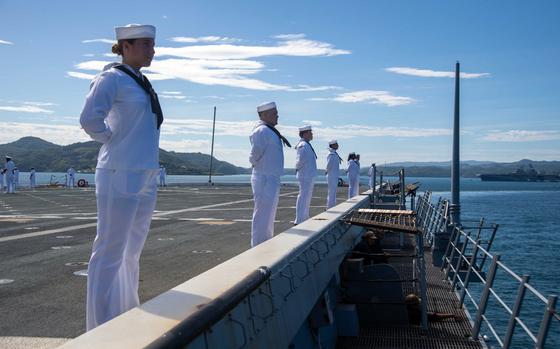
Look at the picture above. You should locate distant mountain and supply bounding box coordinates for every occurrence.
[0,137,250,175]
[361,159,560,178]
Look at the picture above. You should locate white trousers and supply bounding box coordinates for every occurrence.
[295,177,315,224]
[5,174,14,193]
[68,175,75,188]
[348,175,359,199]
[86,168,158,331]
[326,174,338,209]
[251,174,280,247]
[30,177,36,189]
[159,176,165,187]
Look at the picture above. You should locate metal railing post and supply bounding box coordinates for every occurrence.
[502,275,530,349]
[535,295,558,349]
[472,254,501,340]
[451,231,471,289]
[444,226,461,277]
[459,239,481,307]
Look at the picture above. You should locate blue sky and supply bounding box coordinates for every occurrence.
[1,1,559,168]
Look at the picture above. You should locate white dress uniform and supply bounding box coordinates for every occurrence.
[294,131,317,224]
[368,165,375,189]
[79,24,161,331]
[67,167,76,188]
[4,159,16,194]
[30,169,36,189]
[326,142,342,209]
[159,166,166,187]
[347,159,360,198]
[249,105,285,247]
[13,168,19,190]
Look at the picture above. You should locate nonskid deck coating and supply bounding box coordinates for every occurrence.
[0,184,349,347]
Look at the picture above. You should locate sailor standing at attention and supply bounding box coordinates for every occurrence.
[294,125,317,224]
[29,167,36,189]
[159,165,167,187]
[347,152,360,198]
[79,23,163,331]
[3,156,16,194]
[368,163,375,190]
[249,102,290,247]
[13,167,19,191]
[67,167,76,188]
[326,140,342,209]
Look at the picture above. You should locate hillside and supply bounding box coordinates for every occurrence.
[0,137,250,175]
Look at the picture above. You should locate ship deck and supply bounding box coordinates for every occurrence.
[0,184,346,349]
[337,233,485,349]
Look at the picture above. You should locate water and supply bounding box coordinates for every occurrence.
[4,172,559,347]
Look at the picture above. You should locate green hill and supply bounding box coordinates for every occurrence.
[0,137,250,175]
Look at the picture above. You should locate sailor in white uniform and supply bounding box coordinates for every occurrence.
[3,156,16,194]
[29,168,36,189]
[347,152,360,198]
[368,163,375,189]
[326,140,342,209]
[294,125,317,224]
[67,167,76,188]
[79,24,163,331]
[249,102,290,247]
[159,165,167,187]
[13,167,19,191]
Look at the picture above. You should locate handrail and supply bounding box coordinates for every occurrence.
[146,267,271,349]
[417,193,559,349]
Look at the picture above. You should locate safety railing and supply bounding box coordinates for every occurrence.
[418,193,559,349]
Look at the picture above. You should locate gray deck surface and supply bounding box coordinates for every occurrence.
[337,233,484,349]
[0,184,347,347]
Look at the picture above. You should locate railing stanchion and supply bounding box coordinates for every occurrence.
[472,254,501,340]
[459,239,481,307]
[535,295,557,349]
[503,275,530,349]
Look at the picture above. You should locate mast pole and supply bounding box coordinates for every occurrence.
[208,106,216,185]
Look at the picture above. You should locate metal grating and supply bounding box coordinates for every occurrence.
[344,209,419,234]
[337,246,484,349]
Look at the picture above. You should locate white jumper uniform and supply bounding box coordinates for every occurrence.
[4,160,15,194]
[159,166,166,187]
[368,165,375,189]
[30,169,36,189]
[67,167,76,188]
[80,63,161,331]
[249,121,284,247]
[294,139,317,224]
[13,168,19,190]
[347,159,360,198]
[326,149,341,209]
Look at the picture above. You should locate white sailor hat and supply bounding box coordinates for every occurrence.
[115,24,156,40]
[5,155,11,159]
[298,125,312,132]
[257,102,276,113]
[328,139,338,145]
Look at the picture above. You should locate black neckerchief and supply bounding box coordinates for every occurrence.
[264,124,291,147]
[303,140,317,159]
[332,150,342,164]
[114,65,164,129]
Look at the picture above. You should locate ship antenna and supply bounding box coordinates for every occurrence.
[450,61,461,225]
[208,106,217,186]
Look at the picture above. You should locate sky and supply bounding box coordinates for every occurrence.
[0,0,559,168]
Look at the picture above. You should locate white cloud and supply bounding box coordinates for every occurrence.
[161,91,182,95]
[482,130,560,142]
[310,90,415,107]
[71,35,349,90]
[0,105,55,114]
[0,39,14,45]
[66,71,96,80]
[160,95,186,100]
[386,67,489,79]
[169,36,241,44]
[82,38,114,44]
[302,120,323,126]
[274,34,307,40]
[22,101,58,106]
